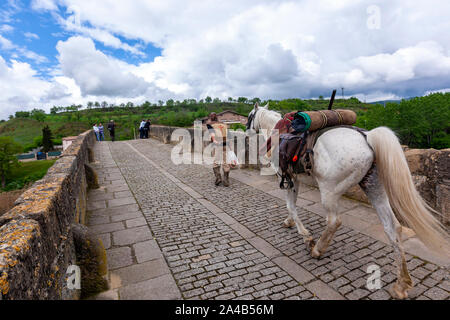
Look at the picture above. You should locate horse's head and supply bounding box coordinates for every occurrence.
[246,102,268,132]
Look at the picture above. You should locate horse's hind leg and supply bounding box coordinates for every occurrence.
[311,188,342,258]
[360,166,413,299]
[285,178,314,249]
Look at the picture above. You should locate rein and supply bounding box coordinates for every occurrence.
[246,108,259,131]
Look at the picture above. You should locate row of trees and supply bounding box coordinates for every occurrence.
[14,109,47,122]
[8,93,449,149]
[357,92,449,149]
[12,96,266,119]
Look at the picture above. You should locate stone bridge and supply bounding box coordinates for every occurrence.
[0,130,448,300]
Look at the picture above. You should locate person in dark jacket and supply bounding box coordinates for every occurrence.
[144,119,151,138]
[107,120,116,142]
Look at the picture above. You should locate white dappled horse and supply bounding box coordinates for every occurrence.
[247,103,449,299]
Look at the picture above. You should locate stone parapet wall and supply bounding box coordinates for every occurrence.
[149,125,262,169]
[0,130,98,299]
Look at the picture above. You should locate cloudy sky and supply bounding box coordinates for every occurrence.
[0,0,449,119]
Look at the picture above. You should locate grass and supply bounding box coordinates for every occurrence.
[8,160,56,182]
[2,159,56,191]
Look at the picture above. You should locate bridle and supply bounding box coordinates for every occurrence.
[246,108,260,132]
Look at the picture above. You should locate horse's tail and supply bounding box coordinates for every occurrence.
[366,126,450,256]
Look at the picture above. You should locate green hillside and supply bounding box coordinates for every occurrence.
[1,93,449,150]
[0,118,90,146]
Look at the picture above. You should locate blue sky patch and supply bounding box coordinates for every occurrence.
[0,0,162,78]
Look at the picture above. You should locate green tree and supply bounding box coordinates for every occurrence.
[361,93,450,148]
[50,106,58,115]
[205,96,212,103]
[31,109,46,122]
[237,97,248,104]
[15,111,30,118]
[42,125,54,153]
[251,97,261,104]
[0,137,23,188]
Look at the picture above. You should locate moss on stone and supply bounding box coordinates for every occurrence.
[71,223,108,299]
[84,164,99,190]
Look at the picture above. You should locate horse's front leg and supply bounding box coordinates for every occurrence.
[285,179,315,250]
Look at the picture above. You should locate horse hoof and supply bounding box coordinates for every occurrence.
[311,247,321,258]
[388,283,409,300]
[283,219,295,228]
[305,238,316,252]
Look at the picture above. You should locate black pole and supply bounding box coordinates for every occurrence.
[328,89,337,110]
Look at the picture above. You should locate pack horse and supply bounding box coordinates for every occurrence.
[247,103,449,299]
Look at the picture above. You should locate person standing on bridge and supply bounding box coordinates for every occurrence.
[144,119,151,139]
[98,123,105,141]
[93,123,100,141]
[107,120,116,142]
[206,112,231,187]
[139,119,146,139]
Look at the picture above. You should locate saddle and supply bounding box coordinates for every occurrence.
[278,130,320,189]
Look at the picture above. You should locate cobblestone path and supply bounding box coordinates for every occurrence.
[87,139,449,300]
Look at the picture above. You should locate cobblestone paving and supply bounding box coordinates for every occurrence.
[94,139,449,300]
[108,142,318,300]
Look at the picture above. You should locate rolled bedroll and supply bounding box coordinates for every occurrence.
[296,109,357,132]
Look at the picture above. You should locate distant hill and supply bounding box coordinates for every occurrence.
[0,118,90,150]
[1,98,371,149]
[1,93,447,150]
[368,97,416,105]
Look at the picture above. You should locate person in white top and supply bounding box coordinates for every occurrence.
[139,119,146,139]
[93,123,100,141]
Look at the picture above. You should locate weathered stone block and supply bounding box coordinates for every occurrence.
[0,130,99,299]
[72,223,108,299]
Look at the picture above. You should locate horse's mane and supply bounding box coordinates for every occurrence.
[256,108,282,132]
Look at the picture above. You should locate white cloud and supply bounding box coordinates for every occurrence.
[1,0,448,120]
[56,36,168,98]
[31,0,58,11]
[51,0,447,100]
[0,0,21,23]
[0,24,14,33]
[0,34,48,63]
[0,56,53,119]
[55,13,145,56]
[355,41,450,82]
[24,32,39,40]
[0,35,15,50]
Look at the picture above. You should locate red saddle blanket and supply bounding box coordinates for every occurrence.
[259,111,296,156]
